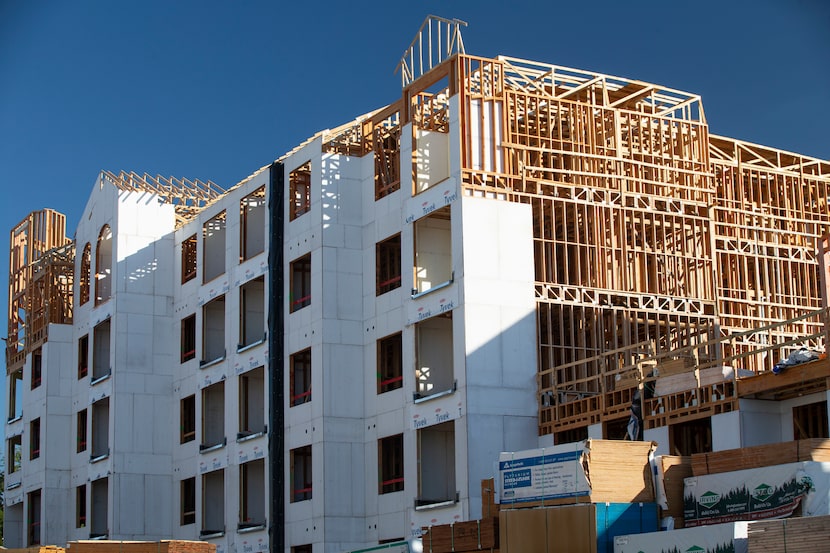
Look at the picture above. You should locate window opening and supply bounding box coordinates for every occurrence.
[239,366,265,437]
[289,162,311,220]
[201,382,225,450]
[239,459,266,529]
[290,445,312,502]
[240,277,265,349]
[413,207,452,295]
[181,477,196,525]
[77,408,88,453]
[181,314,196,363]
[376,234,402,295]
[95,225,112,305]
[290,349,311,406]
[9,368,23,420]
[379,434,404,494]
[8,434,22,473]
[415,313,454,400]
[182,234,197,283]
[203,211,226,283]
[29,418,40,460]
[76,484,87,528]
[201,470,225,536]
[92,319,111,381]
[91,398,109,459]
[416,421,456,507]
[793,400,829,439]
[78,334,89,378]
[377,333,403,394]
[202,296,226,365]
[79,243,91,305]
[31,348,42,389]
[240,186,266,260]
[290,254,311,312]
[181,395,196,444]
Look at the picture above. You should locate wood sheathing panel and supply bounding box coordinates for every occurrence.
[747,514,830,552]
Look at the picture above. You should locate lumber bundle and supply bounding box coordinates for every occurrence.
[658,455,693,525]
[691,439,830,476]
[67,541,216,553]
[3,547,65,553]
[747,515,830,552]
[420,517,499,553]
[481,478,500,517]
[583,439,656,503]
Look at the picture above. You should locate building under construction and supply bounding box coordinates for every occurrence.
[5,15,830,553]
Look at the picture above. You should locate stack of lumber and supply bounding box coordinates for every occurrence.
[67,541,216,553]
[3,545,66,553]
[747,514,830,552]
[583,439,656,503]
[658,455,693,526]
[481,478,500,517]
[420,517,499,553]
[691,438,830,476]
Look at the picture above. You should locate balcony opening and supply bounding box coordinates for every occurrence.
[239,277,265,349]
[379,434,404,494]
[373,111,401,200]
[90,477,108,538]
[203,211,226,283]
[415,313,454,400]
[239,458,266,529]
[413,207,452,295]
[78,334,89,379]
[9,368,23,421]
[8,434,22,473]
[91,398,109,460]
[92,319,111,382]
[201,382,225,451]
[289,161,311,221]
[76,484,87,528]
[240,186,266,260]
[31,347,42,389]
[416,420,456,507]
[79,242,91,305]
[377,332,403,394]
[180,395,196,444]
[77,408,88,453]
[182,234,197,284]
[290,445,312,502]
[181,477,196,526]
[376,234,402,295]
[669,417,712,456]
[181,314,196,363]
[202,469,225,536]
[27,489,41,545]
[413,82,450,194]
[202,296,226,365]
[95,225,112,305]
[239,366,265,438]
[290,254,311,312]
[290,349,311,407]
[793,400,829,439]
[29,418,40,460]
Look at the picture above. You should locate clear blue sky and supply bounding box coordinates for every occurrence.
[1,0,828,399]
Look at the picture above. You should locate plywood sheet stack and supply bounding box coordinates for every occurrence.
[691,438,830,476]
[420,517,499,553]
[583,439,656,503]
[4,547,65,553]
[747,514,830,552]
[67,541,216,553]
[658,454,693,526]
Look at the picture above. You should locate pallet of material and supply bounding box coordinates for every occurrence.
[691,438,830,476]
[421,517,499,553]
[498,439,657,508]
[656,454,692,526]
[747,514,830,552]
[67,541,216,553]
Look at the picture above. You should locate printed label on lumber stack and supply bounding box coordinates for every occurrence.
[684,461,830,526]
[498,445,590,504]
